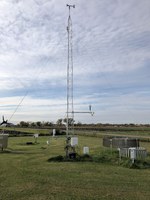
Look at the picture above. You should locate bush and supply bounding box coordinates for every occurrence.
[47,149,150,169]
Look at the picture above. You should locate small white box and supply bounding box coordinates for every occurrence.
[0,134,9,149]
[34,134,39,138]
[129,148,136,159]
[53,129,56,137]
[71,137,78,146]
[83,147,89,154]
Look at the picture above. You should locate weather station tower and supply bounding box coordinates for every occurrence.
[65,4,94,157]
[66,4,75,137]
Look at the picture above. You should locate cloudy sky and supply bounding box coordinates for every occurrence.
[0,0,150,124]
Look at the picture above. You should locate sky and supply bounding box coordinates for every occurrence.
[0,0,150,124]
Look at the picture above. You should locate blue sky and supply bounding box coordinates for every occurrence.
[0,0,150,124]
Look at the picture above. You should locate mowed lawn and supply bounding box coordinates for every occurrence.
[0,135,150,200]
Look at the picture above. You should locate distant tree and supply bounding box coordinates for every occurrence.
[76,121,82,126]
[36,121,42,127]
[129,123,135,127]
[30,122,36,127]
[63,118,75,126]
[43,121,53,127]
[19,121,29,128]
[56,119,63,126]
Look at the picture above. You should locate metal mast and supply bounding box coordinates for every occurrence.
[66,4,75,137]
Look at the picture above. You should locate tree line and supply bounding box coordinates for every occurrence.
[16,119,150,128]
[16,118,75,128]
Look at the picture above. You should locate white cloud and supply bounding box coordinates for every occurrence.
[0,0,150,123]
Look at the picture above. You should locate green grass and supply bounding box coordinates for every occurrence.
[0,136,150,200]
[1,127,51,135]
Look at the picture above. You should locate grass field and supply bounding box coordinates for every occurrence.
[0,135,150,200]
[2,126,150,139]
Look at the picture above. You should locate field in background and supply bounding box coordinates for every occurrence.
[2,125,150,143]
[0,135,150,200]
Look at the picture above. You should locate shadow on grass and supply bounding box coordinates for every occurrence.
[18,142,40,146]
[48,154,93,162]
